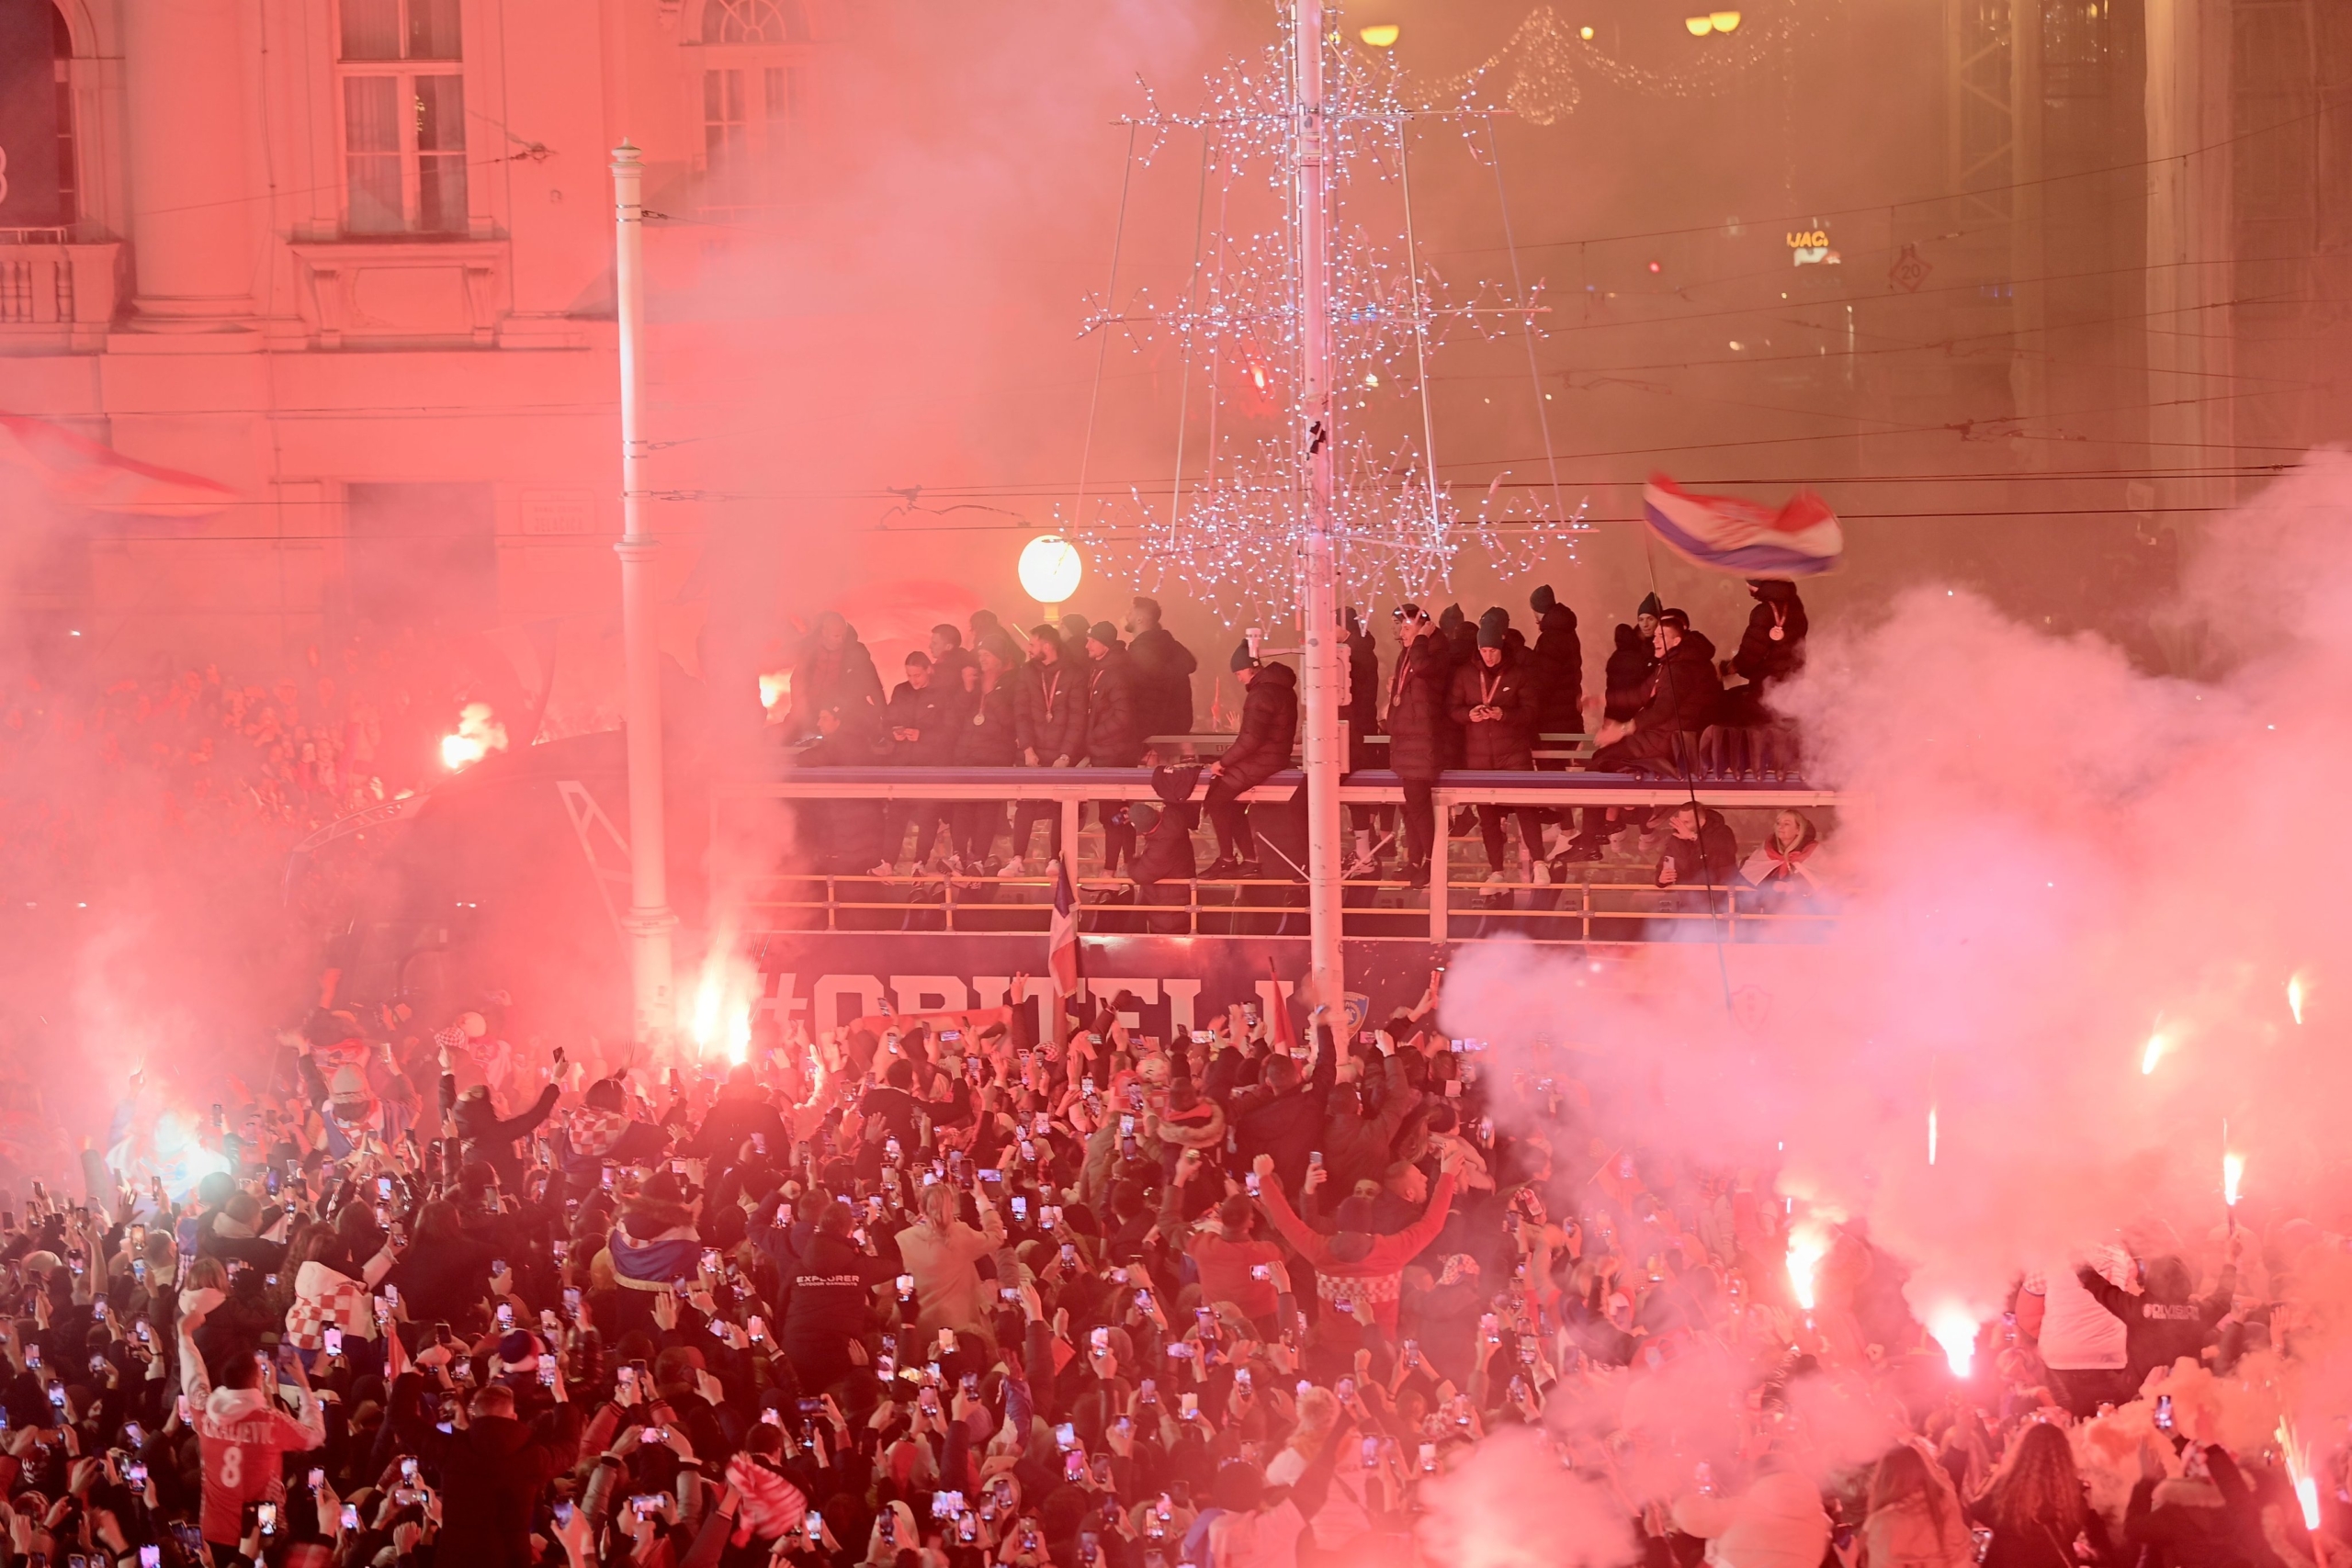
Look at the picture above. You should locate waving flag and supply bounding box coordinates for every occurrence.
[1642,474,1842,579]
[0,412,238,518]
[1047,857,1080,998]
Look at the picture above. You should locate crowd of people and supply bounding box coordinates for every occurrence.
[12,975,2331,1567]
[777,582,1818,902]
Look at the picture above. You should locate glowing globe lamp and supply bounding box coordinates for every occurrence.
[1359,24,1399,47]
[1018,535,1083,607]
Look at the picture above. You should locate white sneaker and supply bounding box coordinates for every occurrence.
[868,862,895,879]
[1534,862,1554,886]
[1001,857,1027,877]
[1484,871,1507,887]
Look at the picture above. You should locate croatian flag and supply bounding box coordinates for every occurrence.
[1642,474,1843,579]
[0,412,238,518]
[1047,857,1080,998]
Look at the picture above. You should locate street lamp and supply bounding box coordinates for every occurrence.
[1018,534,1083,615]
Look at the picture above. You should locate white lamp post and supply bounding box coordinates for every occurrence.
[1018,534,1084,617]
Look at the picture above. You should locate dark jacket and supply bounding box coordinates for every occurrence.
[1218,662,1299,786]
[1656,809,1738,888]
[1630,632,1722,737]
[2078,1256,2234,1388]
[429,1404,584,1568]
[1341,624,1381,773]
[1528,602,1583,735]
[1602,625,1653,723]
[1013,657,1087,764]
[1083,646,1143,767]
[1382,635,1454,782]
[885,678,957,765]
[1129,808,1196,886]
[1446,649,1536,771]
[448,1081,560,1191]
[782,1230,887,1381]
[788,634,885,739]
[953,676,1019,766]
[683,1081,790,1170]
[1126,626,1198,740]
[1722,584,1810,727]
[797,725,887,871]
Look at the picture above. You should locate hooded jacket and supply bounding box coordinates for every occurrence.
[1630,631,1723,737]
[1382,635,1455,782]
[1446,648,1536,771]
[1341,620,1381,772]
[1731,582,1809,697]
[1218,662,1299,787]
[1127,626,1198,740]
[953,673,1021,765]
[1083,644,1143,766]
[432,1405,585,1568]
[1603,625,1654,722]
[2077,1255,2235,1388]
[1013,654,1087,763]
[1528,598,1584,735]
[886,676,958,765]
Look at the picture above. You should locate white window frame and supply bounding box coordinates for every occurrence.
[334,0,472,237]
[688,0,818,220]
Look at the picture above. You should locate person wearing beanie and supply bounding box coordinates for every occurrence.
[555,1076,671,1199]
[1202,641,1298,879]
[1707,578,1810,780]
[1007,622,1086,874]
[1381,603,1454,886]
[1125,595,1200,742]
[1526,582,1584,738]
[1082,619,1143,873]
[1448,608,1546,895]
[1587,604,1722,789]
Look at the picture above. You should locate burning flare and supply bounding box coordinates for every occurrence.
[2223,1149,2245,1208]
[439,702,508,771]
[2141,1028,2167,1075]
[759,671,791,713]
[1928,1307,1977,1378]
[2278,1420,2322,1532]
[1785,1219,1833,1312]
[2288,972,2307,1026]
[1927,1103,1939,1166]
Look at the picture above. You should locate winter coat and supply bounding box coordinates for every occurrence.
[451,1081,560,1191]
[1013,657,1087,764]
[1382,636,1455,782]
[1602,625,1654,723]
[429,1407,585,1568]
[1219,662,1299,787]
[1341,626,1381,772]
[1657,809,1739,888]
[797,726,888,870]
[886,679,957,765]
[1083,646,1143,767]
[1127,626,1199,740]
[1318,1055,1418,1195]
[1732,584,1808,695]
[1528,602,1583,734]
[789,635,886,739]
[953,677,1020,766]
[782,1230,888,1383]
[1860,1494,1973,1568]
[1672,1471,1832,1568]
[1630,632,1723,738]
[2076,1257,2235,1390]
[1129,808,1195,886]
[1446,650,1536,771]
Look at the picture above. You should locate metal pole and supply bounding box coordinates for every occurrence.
[612,142,677,1048]
[1291,0,1346,1011]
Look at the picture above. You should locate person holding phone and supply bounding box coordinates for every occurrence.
[895,1179,1007,1347]
[419,1378,581,1567]
[177,1289,325,1560]
[1157,1157,1284,1337]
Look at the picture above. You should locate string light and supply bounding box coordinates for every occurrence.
[1069,3,1804,621]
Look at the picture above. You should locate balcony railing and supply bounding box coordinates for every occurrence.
[0,235,123,349]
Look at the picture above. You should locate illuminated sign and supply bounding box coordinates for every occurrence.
[1787,229,1839,266]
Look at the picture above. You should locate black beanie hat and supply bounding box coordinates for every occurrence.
[1088,621,1119,649]
[1476,608,1510,649]
[1439,604,1465,633]
[1229,639,1258,673]
[1636,592,1664,618]
[1530,583,1557,615]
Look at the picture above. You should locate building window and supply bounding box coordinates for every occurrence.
[337,0,468,235]
[695,0,812,217]
[51,6,74,226]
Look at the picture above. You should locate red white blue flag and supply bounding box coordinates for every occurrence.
[1047,857,1080,998]
[1642,474,1843,579]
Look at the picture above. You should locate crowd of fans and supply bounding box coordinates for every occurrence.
[777,583,1820,903]
[3,976,2327,1567]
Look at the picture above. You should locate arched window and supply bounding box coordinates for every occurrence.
[693,0,815,219]
[0,0,74,230]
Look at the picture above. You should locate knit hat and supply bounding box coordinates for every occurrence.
[1636,592,1664,618]
[1476,608,1509,649]
[497,1329,537,1367]
[1439,604,1465,633]
[1229,639,1258,673]
[1530,583,1557,615]
[1088,621,1119,650]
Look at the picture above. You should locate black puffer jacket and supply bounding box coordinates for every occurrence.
[1083,646,1143,766]
[1629,632,1721,737]
[1383,635,1454,781]
[1013,656,1087,764]
[1446,649,1536,771]
[1126,626,1198,740]
[1218,662,1298,786]
[885,678,957,765]
[783,1230,887,1381]
[1602,625,1653,722]
[1528,602,1583,734]
[1128,808,1195,885]
[1341,620,1381,772]
[953,676,1019,766]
